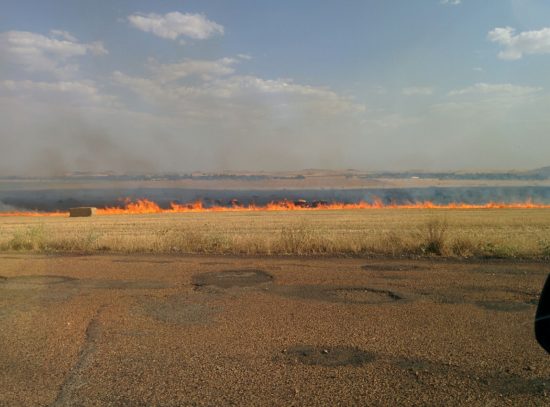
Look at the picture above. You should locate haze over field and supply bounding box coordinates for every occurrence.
[1,0,550,175]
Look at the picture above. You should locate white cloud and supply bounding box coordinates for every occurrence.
[0,79,116,106]
[402,86,434,96]
[448,83,542,97]
[113,69,365,119]
[49,30,77,42]
[128,11,224,40]
[441,0,461,5]
[488,26,550,60]
[87,42,108,56]
[148,57,237,82]
[366,113,421,129]
[2,79,96,94]
[0,30,107,76]
[113,56,365,116]
[209,75,366,113]
[432,83,544,119]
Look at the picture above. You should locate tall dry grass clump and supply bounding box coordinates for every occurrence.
[419,219,448,256]
[449,237,478,258]
[276,223,328,255]
[7,225,46,251]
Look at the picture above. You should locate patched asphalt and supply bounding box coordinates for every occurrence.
[0,254,549,406]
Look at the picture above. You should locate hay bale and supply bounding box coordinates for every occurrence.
[69,207,97,217]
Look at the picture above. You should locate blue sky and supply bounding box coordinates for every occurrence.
[1,0,550,174]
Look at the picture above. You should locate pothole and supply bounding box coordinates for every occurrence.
[0,275,77,288]
[192,269,273,289]
[277,286,404,304]
[475,301,533,312]
[199,262,232,266]
[328,288,403,303]
[280,345,375,367]
[112,259,173,264]
[83,280,170,290]
[141,295,219,324]
[483,373,550,396]
[471,266,547,276]
[395,358,435,372]
[423,286,539,309]
[362,264,425,272]
[394,357,549,396]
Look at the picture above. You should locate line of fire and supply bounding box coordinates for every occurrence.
[1,198,550,217]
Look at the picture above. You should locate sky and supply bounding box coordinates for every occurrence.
[1,0,550,175]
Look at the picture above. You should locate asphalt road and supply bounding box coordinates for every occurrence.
[1,254,549,406]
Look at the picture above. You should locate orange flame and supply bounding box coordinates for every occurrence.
[1,198,550,217]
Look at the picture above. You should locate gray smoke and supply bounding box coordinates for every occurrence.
[2,186,549,212]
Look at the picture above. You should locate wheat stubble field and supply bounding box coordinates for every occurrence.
[1,208,550,258]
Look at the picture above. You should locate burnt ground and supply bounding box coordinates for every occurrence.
[0,255,549,406]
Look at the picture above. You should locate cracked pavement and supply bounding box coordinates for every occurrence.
[0,254,549,406]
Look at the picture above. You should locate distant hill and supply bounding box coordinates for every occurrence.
[1,166,549,182]
[522,166,550,179]
[360,166,550,181]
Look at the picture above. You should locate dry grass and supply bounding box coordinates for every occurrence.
[1,209,550,259]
